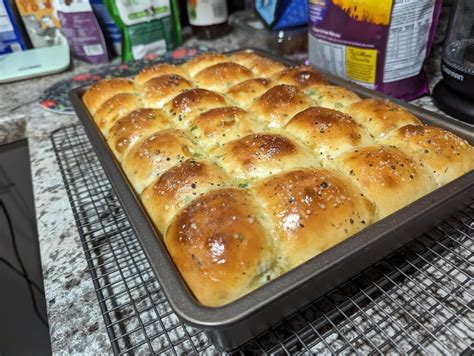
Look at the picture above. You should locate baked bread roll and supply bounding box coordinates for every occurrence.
[135,63,190,85]
[381,125,474,186]
[142,75,193,109]
[164,88,227,128]
[122,129,201,193]
[304,84,360,113]
[166,188,276,306]
[272,65,327,88]
[189,106,256,151]
[83,78,135,115]
[226,78,274,108]
[94,93,143,137]
[107,109,172,162]
[215,133,319,181]
[184,52,229,77]
[194,62,254,92]
[82,50,473,307]
[332,145,437,218]
[286,107,373,161]
[141,159,230,233]
[348,99,422,138]
[250,85,313,128]
[255,168,376,270]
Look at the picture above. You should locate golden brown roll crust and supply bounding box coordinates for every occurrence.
[304,84,360,113]
[272,65,327,88]
[107,109,172,162]
[250,57,288,77]
[164,88,227,127]
[250,85,313,128]
[226,78,274,108]
[135,63,190,84]
[226,51,266,67]
[190,106,256,151]
[184,52,229,77]
[194,62,254,92]
[166,188,275,306]
[286,107,374,161]
[83,78,136,115]
[215,133,319,180]
[142,74,193,108]
[381,125,474,186]
[255,168,376,270]
[122,129,200,193]
[141,159,231,233]
[332,145,437,218]
[94,93,143,137]
[348,99,422,138]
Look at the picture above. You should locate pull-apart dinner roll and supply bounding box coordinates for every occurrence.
[381,125,474,186]
[166,188,276,306]
[250,85,313,128]
[286,107,374,161]
[141,159,231,233]
[226,78,274,108]
[135,63,190,84]
[164,88,227,128]
[215,133,319,181]
[107,109,172,161]
[272,65,327,88]
[83,78,136,115]
[190,107,256,151]
[142,74,193,108]
[332,145,437,218]
[249,56,288,77]
[348,99,422,138]
[184,52,229,77]
[194,62,254,92]
[94,93,143,137]
[227,51,267,67]
[255,168,376,270]
[122,129,201,193]
[304,84,360,113]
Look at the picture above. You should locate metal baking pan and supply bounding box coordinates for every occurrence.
[69,48,474,351]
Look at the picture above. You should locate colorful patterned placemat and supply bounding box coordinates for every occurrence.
[39,46,213,115]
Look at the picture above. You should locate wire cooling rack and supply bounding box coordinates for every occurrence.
[51,124,473,355]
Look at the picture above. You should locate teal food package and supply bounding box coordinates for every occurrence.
[105,0,181,62]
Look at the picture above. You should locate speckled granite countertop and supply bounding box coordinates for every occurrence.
[0,33,461,354]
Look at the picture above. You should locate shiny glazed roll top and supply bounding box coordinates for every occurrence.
[184,52,229,77]
[226,78,274,108]
[215,133,319,181]
[122,129,201,193]
[250,85,313,128]
[93,93,143,137]
[165,188,276,307]
[332,145,437,218]
[142,74,194,109]
[190,106,256,151]
[272,65,327,88]
[141,159,231,233]
[255,168,376,270]
[164,88,227,128]
[381,125,474,186]
[194,62,254,92]
[348,99,422,138]
[304,84,361,113]
[286,107,374,161]
[83,78,136,115]
[135,63,190,85]
[107,109,172,162]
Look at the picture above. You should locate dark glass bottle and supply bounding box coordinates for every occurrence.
[187,0,229,39]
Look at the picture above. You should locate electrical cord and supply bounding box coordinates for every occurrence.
[0,199,48,327]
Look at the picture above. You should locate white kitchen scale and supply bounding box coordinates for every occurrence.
[0,44,70,84]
